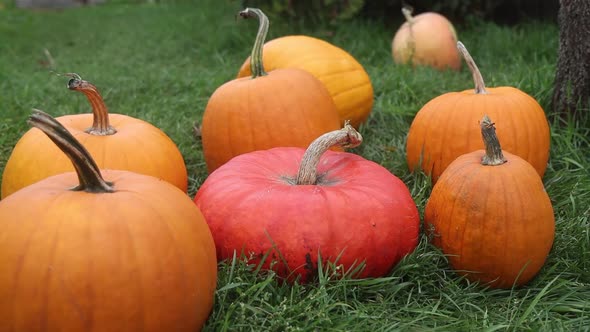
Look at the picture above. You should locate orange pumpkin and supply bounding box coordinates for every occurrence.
[0,110,217,331]
[406,41,550,183]
[392,6,461,71]
[1,74,187,198]
[236,34,374,128]
[201,8,341,172]
[425,115,555,289]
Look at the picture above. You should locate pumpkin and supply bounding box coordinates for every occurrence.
[0,110,217,331]
[392,6,461,71]
[1,74,187,198]
[195,122,420,283]
[236,33,374,128]
[201,8,341,173]
[406,41,550,183]
[424,115,555,288]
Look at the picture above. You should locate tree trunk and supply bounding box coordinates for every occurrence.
[552,0,590,118]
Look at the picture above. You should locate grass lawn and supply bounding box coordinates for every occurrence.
[1,0,589,330]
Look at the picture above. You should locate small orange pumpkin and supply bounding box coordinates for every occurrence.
[1,74,187,198]
[406,41,550,183]
[201,8,341,172]
[392,6,461,71]
[425,115,555,289]
[0,110,217,331]
[236,34,374,128]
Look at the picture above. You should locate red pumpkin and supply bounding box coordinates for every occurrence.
[195,122,419,283]
[0,110,217,331]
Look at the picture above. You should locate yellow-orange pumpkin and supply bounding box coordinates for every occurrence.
[201,8,341,172]
[237,35,374,128]
[406,42,550,183]
[0,110,217,331]
[425,115,555,288]
[1,75,187,198]
[392,7,461,71]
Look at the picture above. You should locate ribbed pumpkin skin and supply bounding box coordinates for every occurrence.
[201,68,341,172]
[406,87,550,183]
[195,147,420,283]
[392,12,460,71]
[1,114,188,198]
[237,35,374,128]
[0,170,217,332]
[424,150,555,288]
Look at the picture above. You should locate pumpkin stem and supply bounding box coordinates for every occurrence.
[65,73,117,135]
[457,41,488,94]
[401,5,415,24]
[295,121,363,185]
[480,115,506,166]
[27,109,115,193]
[239,8,268,78]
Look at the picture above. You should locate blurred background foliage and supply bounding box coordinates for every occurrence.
[240,0,559,26]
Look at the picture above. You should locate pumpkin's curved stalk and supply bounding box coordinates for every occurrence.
[239,8,269,78]
[457,41,488,94]
[65,73,117,135]
[296,121,363,185]
[480,114,506,166]
[401,6,415,24]
[28,109,115,193]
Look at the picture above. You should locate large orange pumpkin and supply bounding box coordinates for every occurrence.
[201,8,341,172]
[406,41,550,183]
[425,115,555,289]
[196,122,419,283]
[392,6,461,71]
[0,110,217,331]
[1,74,187,198]
[236,34,374,128]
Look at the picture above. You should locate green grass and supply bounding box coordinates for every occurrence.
[1,1,589,331]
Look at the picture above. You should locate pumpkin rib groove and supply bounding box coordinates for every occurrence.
[506,165,528,286]
[497,170,509,285]
[246,84,258,154]
[108,194,146,330]
[10,194,63,327]
[328,82,373,99]
[414,97,444,168]
[502,91,528,159]
[455,164,484,272]
[434,94,464,176]
[39,209,60,331]
[519,96,539,164]
[308,67,367,80]
[136,189,197,293]
[524,93,549,168]
[429,157,473,256]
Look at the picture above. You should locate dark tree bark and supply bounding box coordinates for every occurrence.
[552,0,590,118]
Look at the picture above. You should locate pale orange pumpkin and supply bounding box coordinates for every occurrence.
[424,115,555,288]
[0,110,217,331]
[237,35,374,128]
[392,6,461,71]
[1,74,187,198]
[201,8,341,172]
[406,42,550,183]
